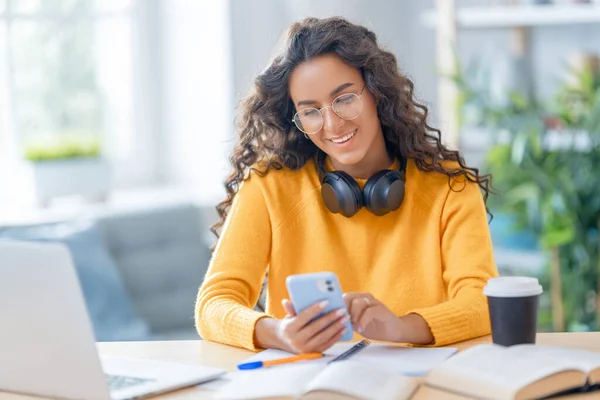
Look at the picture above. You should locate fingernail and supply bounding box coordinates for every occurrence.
[341,328,348,335]
[340,316,350,324]
[335,308,346,317]
[357,325,363,333]
[318,300,329,309]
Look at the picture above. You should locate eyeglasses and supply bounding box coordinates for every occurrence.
[292,84,366,135]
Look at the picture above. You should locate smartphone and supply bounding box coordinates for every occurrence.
[285,271,354,341]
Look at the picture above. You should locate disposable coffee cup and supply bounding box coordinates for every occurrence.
[483,277,543,346]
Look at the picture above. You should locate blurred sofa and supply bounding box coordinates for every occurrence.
[97,203,212,340]
[0,201,213,341]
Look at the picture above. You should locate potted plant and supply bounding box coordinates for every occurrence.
[452,54,600,332]
[24,133,111,207]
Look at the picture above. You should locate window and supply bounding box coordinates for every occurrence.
[0,0,157,200]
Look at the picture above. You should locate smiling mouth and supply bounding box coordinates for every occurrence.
[327,129,357,144]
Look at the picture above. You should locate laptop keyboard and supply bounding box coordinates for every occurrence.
[106,374,156,391]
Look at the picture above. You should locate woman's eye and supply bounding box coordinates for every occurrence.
[302,109,320,117]
[337,95,353,105]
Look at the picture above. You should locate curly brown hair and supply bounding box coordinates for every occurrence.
[211,16,492,243]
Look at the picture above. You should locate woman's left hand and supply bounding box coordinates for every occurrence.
[343,292,403,342]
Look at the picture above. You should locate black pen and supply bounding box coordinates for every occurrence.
[328,339,371,364]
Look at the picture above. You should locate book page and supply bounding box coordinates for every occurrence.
[509,345,600,384]
[426,344,587,400]
[304,360,419,400]
[340,344,457,376]
[214,363,325,400]
[242,342,456,376]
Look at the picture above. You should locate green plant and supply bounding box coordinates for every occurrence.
[24,133,101,162]
[451,57,600,332]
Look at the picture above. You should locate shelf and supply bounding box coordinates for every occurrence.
[421,4,600,29]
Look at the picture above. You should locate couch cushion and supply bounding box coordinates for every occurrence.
[96,203,210,335]
[0,221,150,341]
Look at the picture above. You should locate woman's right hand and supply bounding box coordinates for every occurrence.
[276,299,349,353]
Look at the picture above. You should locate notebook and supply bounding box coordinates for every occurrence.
[425,344,600,400]
[242,342,458,376]
[215,360,418,400]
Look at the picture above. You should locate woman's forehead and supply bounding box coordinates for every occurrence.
[289,54,362,103]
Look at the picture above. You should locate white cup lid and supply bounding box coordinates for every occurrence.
[483,276,543,298]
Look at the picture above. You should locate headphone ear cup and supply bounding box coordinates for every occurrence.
[363,170,405,216]
[321,171,364,218]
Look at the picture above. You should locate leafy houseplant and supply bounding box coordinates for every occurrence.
[24,134,110,206]
[452,55,600,332]
[24,134,101,161]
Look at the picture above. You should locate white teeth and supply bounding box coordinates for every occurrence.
[330,130,356,144]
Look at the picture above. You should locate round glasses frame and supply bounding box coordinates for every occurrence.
[292,84,366,135]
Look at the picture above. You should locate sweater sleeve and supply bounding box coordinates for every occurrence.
[407,178,499,346]
[195,175,271,351]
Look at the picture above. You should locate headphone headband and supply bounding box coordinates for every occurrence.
[315,150,407,217]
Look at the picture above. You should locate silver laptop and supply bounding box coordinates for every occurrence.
[0,241,225,400]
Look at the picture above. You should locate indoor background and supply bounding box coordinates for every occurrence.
[0,0,599,340]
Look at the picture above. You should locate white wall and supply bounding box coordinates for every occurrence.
[229,0,437,126]
[160,0,233,204]
[229,0,289,101]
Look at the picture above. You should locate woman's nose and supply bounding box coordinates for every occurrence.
[322,107,344,134]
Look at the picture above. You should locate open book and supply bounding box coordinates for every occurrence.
[215,360,418,400]
[426,344,600,400]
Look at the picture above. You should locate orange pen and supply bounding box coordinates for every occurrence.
[237,352,324,370]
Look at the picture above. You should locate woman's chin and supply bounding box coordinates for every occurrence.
[328,150,366,170]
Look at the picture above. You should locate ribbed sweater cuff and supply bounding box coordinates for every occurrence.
[225,307,271,351]
[407,301,478,347]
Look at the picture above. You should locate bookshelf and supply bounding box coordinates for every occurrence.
[422,4,600,30]
[422,1,600,148]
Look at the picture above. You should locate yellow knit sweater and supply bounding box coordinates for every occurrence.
[195,157,498,351]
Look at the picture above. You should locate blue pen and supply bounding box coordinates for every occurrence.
[237,352,324,370]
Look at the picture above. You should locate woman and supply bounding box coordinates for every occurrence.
[195,17,498,353]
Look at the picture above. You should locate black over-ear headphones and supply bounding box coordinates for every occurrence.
[315,150,407,218]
